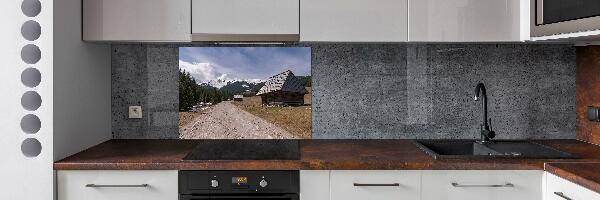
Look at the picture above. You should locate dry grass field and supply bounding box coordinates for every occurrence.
[234,103,312,139]
[179,111,207,127]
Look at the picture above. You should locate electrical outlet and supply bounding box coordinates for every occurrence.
[129,106,143,119]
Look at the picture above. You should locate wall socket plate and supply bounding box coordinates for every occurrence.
[129,106,143,119]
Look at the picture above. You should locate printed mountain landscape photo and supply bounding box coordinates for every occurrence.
[178,47,312,139]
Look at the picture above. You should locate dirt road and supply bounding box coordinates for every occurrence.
[179,101,298,139]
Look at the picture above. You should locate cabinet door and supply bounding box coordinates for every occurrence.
[421,170,543,200]
[57,170,178,200]
[330,170,420,200]
[191,0,299,41]
[409,0,529,42]
[300,0,408,42]
[545,172,600,200]
[82,0,191,41]
[300,171,330,200]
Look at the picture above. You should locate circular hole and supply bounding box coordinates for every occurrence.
[21,68,41,87]
[21,91,41,111]
[21,44,41,64]
[21,20,41,41]
[21,114,41,134]
[21,138,42,157]
[21,0,41,17]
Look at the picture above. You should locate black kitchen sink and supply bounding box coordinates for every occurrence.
[413,140,577,160]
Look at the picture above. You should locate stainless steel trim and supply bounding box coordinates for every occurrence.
[536,0,544,25]
[553,192,574,200]
[191,33,299,42]
[85,184,149,188]
[353,183,400,187]
[451,182,514,188]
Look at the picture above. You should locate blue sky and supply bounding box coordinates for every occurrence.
[179,47,311,83]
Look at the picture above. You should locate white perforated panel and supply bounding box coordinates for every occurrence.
[0,0,53,199]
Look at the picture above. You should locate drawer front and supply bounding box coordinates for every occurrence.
[422,170,543,200]
[545,173,600,200]
[57,170,178,200]
[330,170,421,200]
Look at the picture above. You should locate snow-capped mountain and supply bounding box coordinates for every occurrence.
[201,78,265,89]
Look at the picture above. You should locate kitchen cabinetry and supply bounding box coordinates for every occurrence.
[191,0,299,41]
[545,172,600,200]
[421,170,543,200]
[57,170,178,200]
[300,171,330,200]
[82,0,191,41]
[81,0,531,42]
[56,170,600,200]
[409,0,529,42]
[300,0,408,42]
[330,170,421,200]
[300,170,547,200]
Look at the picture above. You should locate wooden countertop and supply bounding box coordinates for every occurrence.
[54,139,600,194]
[545,162,600,194]
[54,139,600,170]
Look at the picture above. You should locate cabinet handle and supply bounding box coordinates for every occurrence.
[353,183,400,187]
[451,182,514,188]
[553,192,573,200]
[85,184,149,188]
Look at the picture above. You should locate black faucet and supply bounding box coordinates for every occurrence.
[474,83,495,143]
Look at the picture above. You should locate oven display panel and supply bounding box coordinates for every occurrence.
[232,176,248,186]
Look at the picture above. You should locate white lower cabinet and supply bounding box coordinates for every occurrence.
[301,170,331,200]
[330,170,421,200]
[57,170,178,200]
[421,170,543,200]
[57,170,600,200]
[545,172,600,200]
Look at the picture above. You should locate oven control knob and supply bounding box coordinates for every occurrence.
[259,179,268,188]
[210,180,219,188]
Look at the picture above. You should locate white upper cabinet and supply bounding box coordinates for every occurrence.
[300,0,408,42]
[82,0,191,42]
[191,0,300,41]
[80,0,533,42]
[409,0,530,42]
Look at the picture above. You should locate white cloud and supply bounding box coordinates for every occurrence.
[179,60,225,82]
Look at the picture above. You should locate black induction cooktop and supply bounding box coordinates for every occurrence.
[183,140,300,160]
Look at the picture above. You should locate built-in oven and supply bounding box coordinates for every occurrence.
[179,171,299,200]
[532,0,600,37]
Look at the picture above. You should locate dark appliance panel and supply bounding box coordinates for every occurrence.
[179,171,299,200]
[208,171,299,194]
[180,194,298,200]
[183,140,300,161]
